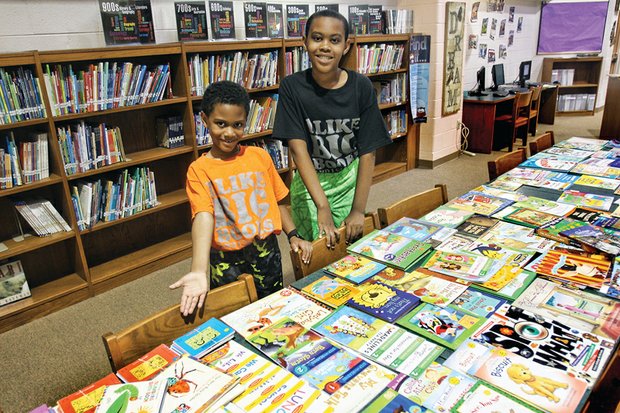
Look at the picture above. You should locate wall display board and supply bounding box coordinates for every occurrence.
[174,1,208,41]
[99,0,156,45]
[286,4,309,38]
[316,4,339,12]
[209,0,236,40]
[410,34,431,123]
[266,4,284,37]
[244,2,268,38]
[443,2,466,116]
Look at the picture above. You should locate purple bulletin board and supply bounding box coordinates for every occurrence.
[537,1,608,54]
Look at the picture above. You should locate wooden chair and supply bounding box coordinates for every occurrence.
[528,131,555,156]
[527,85,543,136]
[487,148,527,181]
[290,213,378,280]
[495,90,532,151]
[377,184,449,228]
[102,274,258,372]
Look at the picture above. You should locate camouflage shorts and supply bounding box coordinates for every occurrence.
[209,233,283,298]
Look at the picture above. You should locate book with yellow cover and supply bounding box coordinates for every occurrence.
[300,275,360,308]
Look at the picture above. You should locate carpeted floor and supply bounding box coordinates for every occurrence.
[0,111,604,412]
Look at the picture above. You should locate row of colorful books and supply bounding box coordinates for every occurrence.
[43,62,172,116]
[1,132,49,189]
[245,95,277,135]
[246,138,288,170]
[373,73,407,105]
[0,66,46,125]
[284,46,310,76]
[384,109,407,137]
[156,115,185,149]
[14,198,71,237]
[56,122,126,175]
[187,51,279,96]
[195,112,211,146]
[357,43,406,75]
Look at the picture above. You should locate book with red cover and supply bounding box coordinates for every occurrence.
[116,343,179,382]
[57,373,121,413]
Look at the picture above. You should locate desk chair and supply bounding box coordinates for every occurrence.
[102,274,258,372]
[495,90,532,151]
[527,85,543,136]
[487,148,527,181]
[290,213,378,280]
[528,131,555,156]
[377,184,449,228]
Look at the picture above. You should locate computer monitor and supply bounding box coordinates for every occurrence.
[470,66,488,96]
[519,60,532,88]
[491,63,505,91]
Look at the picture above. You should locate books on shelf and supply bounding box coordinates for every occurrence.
[382,9,414,34]
[384,109,407,137]
[14,199,72,236]
[245,138,288,169]
[56,372,121,413]
[171,317,234,358]
[284,46,310,76]
[373,73,407,105]
[244,95,278,134]
[1,131,49,189]
[357,43,406,74]
[0,66,46,125]
[368,5,384,34]
[115,343,179,382]
[156,115,184,149]
[43,62,172,116]
[57,122,126,175]
[194,112,211,146]
[286,4,309,37]
[0,260,31,307]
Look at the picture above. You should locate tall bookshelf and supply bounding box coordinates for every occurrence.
[0,36,418,332]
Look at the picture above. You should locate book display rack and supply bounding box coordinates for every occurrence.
[0,35,417,332]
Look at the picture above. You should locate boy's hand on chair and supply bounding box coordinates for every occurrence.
[317,206,339,249]
[344,210,364,244]
[169,271,209,316]
[291,237,313,265]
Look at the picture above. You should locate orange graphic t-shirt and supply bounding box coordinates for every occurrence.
[186,146,289,251]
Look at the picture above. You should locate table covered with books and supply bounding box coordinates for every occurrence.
[51,137,620,413]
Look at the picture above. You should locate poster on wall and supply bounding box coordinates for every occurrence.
[267,4,283,37]
[209,1,236,39]
[349,5,369,35]
[174,2,208,41]
[244,2,268,38]
[442,2,465,116]
[316,4,339,12]
[99,0,156,45]
[410,34,431,123]
[286,4,309,37]
[368,5,383,33]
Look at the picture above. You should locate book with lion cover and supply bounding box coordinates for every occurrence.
[467,347,588,413]
[346,280,420,322]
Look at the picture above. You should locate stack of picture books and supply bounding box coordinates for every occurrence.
[14,199,72,236]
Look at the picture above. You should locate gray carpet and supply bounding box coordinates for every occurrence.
[0,111,604,412]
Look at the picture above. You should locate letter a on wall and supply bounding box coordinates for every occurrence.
[442,2,465,116]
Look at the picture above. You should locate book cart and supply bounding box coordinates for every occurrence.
[0,36,418,332]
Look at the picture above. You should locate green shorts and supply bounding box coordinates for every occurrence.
[290,158,359,241]
[209,233,283,298]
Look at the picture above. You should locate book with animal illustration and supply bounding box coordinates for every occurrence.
[513,196,576,216]
[559,224,620,256]
[359,388,428,413]
[221,287,330,338]
[527,248,611,289]
[346,280,420,322]
[171,317,234,358]
[471,304,613,386]
[503,208,560,228]
[452,381,545,413]
[323,254,386,284]
[423,250,502,283]
[555,136,606,151]
[300,275,361,308]
[557,189,615,211]
[573,174,620,192]
[467,347,588,413]
[96,379,168,413]
[448,190,514,216]
[567,207,620,231]
[473,185,530,202]
[396,302,486,350]
[451,288,506,317]
[158,355,240,413]
[347,229,433,270]
[420,204,474,228]
[520,154,581,171]
[382,217,443,242]
[392,269,469,307]
[116,343,179,382]
[443,339,490,374]
[477,257,530,292]
[570,158,620,179]
[513,277,620,341]
[477,221,555,253]
[57,373,121,413]
[471,269,537,301]
[0,259,31,306]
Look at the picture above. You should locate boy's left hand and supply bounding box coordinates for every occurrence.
[291,237,312,265]
[344,210,365,243]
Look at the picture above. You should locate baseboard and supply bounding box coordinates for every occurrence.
[417,151,460,169]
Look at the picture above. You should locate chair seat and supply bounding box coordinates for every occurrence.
[514,116,529,127]
[528,109,539,118]
[495,114,512,121]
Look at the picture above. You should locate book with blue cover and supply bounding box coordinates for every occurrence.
[383,217,443,242]
[171,317,234,358]
[346,280,420,322]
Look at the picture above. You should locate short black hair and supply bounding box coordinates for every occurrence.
[201,81,250,117]
[305,10,349,41]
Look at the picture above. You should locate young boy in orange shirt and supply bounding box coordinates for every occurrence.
[170,81,312,316]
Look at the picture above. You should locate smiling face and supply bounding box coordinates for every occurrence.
[201,103,246,159]
[304,16,350,76]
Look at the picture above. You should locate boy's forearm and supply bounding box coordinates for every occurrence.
[278,203,296,235]
[351,152,376,214]
[190,212,214,276]
[289,140,329,209]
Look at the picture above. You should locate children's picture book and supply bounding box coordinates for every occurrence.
[528,171,579,191]
[423,250,501,283]
[456,214,498,238]
[513,277,620,341]
[473,185,530,201]
[557,189,615,211]
[471,304,614,386]
[398,270,469,307]
[477,221,555,253]
[209,1,236,39]
[347,280,420,322]
[452,381,545,413]
[347,229,433,270]
[221,287,330,338]
[420,204,474,228]
[116,343,179,382]
[567,207,620,231]
[451,288,506,317]
[535,217,589,246]
[323,254,386,284]
[487,176,523,191]
[503,208,561,228]
[467,347,588,413]
[471,269,537,301]
[57,373,121,413]
[286,4,309,37]
[573,174,620,192]
[174,1,208,41]
[0,259,31,306]
[300,275,360,308]
[520,154,580,172]
[360,388,428,413]
[435,233,476,252]
[243,2,268,38]
[544,146,593,159]
[383,217,443,242]
[443,339,491,374]
[397,302,486,350]
[449,190,514,216]
[266,3,283,37]
[560,224,620,256]
[158,355,240,413]
[97,379,168,413]
[555,136,607,151]
[171,317,234,358]
[513,196,576,216]
[527,248,611,288]
[570,158,620,179]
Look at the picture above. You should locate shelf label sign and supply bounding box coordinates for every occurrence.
[410,35,431,123]
[99,0,156,45]
[175,2,208,41]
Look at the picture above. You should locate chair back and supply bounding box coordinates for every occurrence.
[487,148,527,181]
[102,274,258,371]
[528,131,555,156]
[529,85,542,108]
[514,90,533,119]
[290,213,378,280]
[377,184,449,228]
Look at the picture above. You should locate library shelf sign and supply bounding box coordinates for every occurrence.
[174,1,208,41]
[209,0,236,40]
[442,1,465,116]
[99,0,156,45]
[410,34,431,123]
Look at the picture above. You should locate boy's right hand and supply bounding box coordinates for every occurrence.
[317,206,339,249]
[169,271,209,316]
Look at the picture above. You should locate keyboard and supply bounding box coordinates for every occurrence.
[493,90,509,97]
